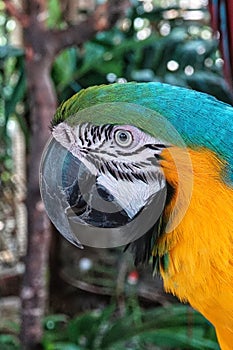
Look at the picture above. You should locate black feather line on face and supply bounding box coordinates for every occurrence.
[125,180,175,274]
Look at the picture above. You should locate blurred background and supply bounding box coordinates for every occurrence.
[0,0,231,349]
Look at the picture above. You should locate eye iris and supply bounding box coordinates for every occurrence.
[115,130,133,147]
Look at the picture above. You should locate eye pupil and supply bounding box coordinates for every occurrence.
[119,132,127,141]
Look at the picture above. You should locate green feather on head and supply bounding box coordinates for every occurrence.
[52,82,233,182]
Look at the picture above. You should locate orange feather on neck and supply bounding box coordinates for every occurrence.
[155,147,233,350]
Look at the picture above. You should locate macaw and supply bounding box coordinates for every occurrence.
[41,82,233,350]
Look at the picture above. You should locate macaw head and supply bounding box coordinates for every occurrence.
[40,82,232,267]
[52,120,167,220]
[40,87,194,266]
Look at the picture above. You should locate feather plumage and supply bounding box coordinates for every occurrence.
[51,82,233,349]
[53,82,233,183]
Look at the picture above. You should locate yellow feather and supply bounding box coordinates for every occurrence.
[155,147,233,350]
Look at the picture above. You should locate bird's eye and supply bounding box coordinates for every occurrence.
[114,129,133,147]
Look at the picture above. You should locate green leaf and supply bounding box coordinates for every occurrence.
[140,329,219,349]
[67,306,115,349]
[53,48,78,91]
[0,334,20,349]
[47,0,62,28]
[100,305,215,349]
[50,342,82,350]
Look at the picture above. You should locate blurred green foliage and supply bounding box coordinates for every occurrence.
[0,0,26,183]
[0,45,25,186]
[0,8,26,249]
[0,303,219,350]
[50,1,233,104]
[42,304,219,350]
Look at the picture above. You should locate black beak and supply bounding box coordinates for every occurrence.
[62,151,133,228]
[40,138,167,248]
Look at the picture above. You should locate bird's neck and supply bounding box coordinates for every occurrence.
[155,146,233,299]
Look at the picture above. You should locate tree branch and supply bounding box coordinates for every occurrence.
[4,0,130,348]
[22,0,47,19]
[20,63,56,350]
[3,0,29,27]
[49,0,130,55]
